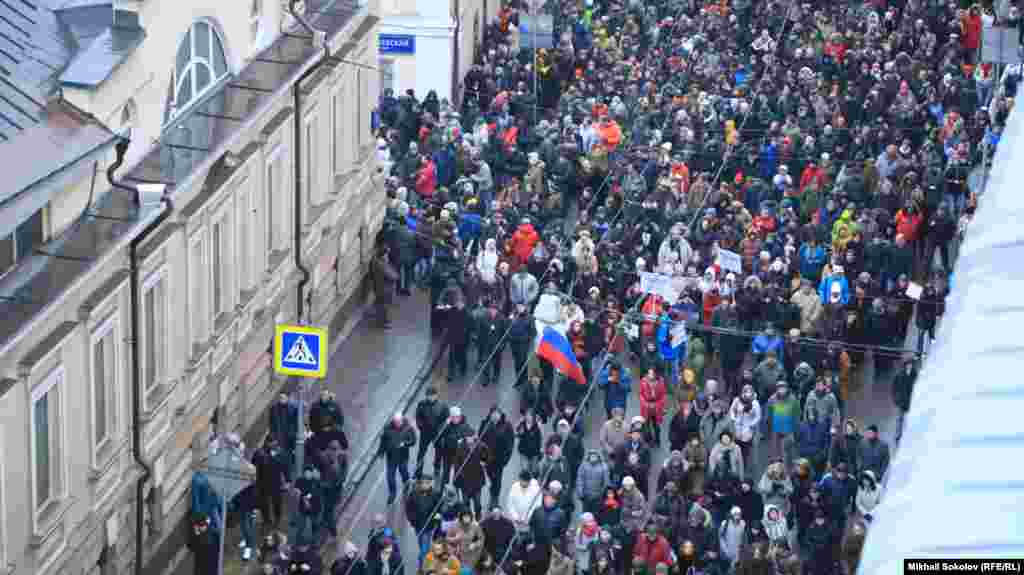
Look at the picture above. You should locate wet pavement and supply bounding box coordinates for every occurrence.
[208,287,921,575]
[326,319,911,570]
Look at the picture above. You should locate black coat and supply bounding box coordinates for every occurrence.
[479,413,515,470]
[188,527,220,575]
[416,398,450,445]
[379,422,417,461]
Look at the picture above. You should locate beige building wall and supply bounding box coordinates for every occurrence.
[0,2,383,574]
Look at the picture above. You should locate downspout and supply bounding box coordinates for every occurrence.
[452,0,461,107]
[290,0,328,324]
[108,139,174,575]
[288,0,329,480]
[107,139,142,208]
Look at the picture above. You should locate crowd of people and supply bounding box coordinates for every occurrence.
[188,0,1010,570]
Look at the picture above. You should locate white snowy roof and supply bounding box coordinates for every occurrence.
[858,106,1024,572]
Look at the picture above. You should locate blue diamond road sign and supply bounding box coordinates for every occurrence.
[274,324,328,378]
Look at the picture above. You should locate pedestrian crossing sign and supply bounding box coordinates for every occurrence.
[274,324,328,378]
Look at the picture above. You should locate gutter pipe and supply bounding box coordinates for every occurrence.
[291,0,328,325]
[107,138,174,575]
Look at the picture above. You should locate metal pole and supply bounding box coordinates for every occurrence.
[532,0,538,126]
[294,383,305,478]
[217,489,227,575]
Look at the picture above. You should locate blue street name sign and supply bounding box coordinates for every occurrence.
[379,33,416,55]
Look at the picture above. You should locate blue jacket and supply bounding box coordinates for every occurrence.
[818,275,850,305]
[656,314,686,362]
[751,334,784,357]
[191,471,224,528]
[597,366,632,411]
[797,419,831,459]
[799,244,827,281]
[759,142,778,180]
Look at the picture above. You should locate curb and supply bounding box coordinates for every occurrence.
[334,333,448,513]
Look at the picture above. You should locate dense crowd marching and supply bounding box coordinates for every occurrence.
[186,0,1011,571]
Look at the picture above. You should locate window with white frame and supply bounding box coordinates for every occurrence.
[266,147,282,255]
[190,235,206,345]
[358,67,368,152]
[0,205,47,278]
[347,69,358,167]
[91,316,120,450]
[305,114,318,208]
[168,21,229,123]
[211,210,232,318]
[236,176,252,291]
[333,82,353,171]
[143,270,167,393]
[32,366,65,512]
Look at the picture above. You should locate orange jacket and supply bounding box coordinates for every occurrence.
[597,121,623,151]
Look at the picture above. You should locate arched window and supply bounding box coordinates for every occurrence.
[169,20,228,122]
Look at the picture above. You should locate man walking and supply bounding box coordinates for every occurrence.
[379,413,417,504]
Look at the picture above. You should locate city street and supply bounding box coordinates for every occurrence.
[324,295,907,568]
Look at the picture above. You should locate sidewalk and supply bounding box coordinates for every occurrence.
[216,290,438,575]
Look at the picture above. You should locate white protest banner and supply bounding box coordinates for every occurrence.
[640,272,680,304]
[718,249,743,274]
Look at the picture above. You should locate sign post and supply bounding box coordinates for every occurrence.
[273,324,328,482]
[200,440,256,575]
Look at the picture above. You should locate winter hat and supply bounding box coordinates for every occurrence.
[622,476,636,487]
[730,506,742,517]
[450,406,462,418]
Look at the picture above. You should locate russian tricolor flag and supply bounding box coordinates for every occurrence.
[537,326,586,386]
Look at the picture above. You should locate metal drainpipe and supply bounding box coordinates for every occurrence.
[289,0,329,480]
[290,0,327,325]
[107,138,174,575]
[452,0,461,106]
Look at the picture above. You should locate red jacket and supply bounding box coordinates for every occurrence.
[415,161,436,198]
[800,165,827,193]
[895,209,923,242]
[634,534,674,571]
[639,376,668,424]
[510,223,540,265]
[823,41,847,63]
[961,13,982,50]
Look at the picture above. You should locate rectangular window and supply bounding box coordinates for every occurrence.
[238,177,251,290]
[332,91,340,174]
[143,273,166,391]
[266,148,281,254]
[190,237,205,343]
[348,71,358,166]
[358,68,367,152]
[0,206,47,277]
[305,119,316,207]
[92,319,118,448]
[212,222,223,316]
[32,367,64,511]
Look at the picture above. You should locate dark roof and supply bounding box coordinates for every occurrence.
[0,0,74,142]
